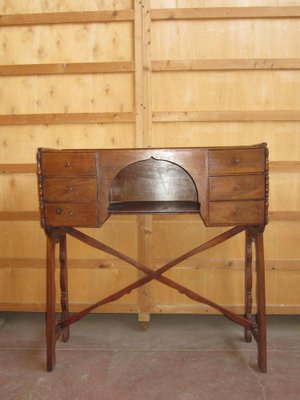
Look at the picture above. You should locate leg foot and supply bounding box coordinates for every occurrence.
[138,312,150,331]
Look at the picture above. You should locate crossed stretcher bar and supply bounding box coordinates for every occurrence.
[57,224,255,332]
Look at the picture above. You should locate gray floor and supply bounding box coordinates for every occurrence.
[0,312,299,400]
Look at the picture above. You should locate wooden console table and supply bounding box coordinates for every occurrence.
[37,144,269,372]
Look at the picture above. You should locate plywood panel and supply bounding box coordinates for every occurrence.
[152,122,300,161]
[0,1,133,14]
[152,19,300,59]
[0,74,134,114]
[269,172,300,211]
[152,71,300,111]
[0,221,46,258]
[0,23,133,64]
[151,1,300,8]
[0,268,138,306]
[0,174,38,211]
[153,219,300,261]
[0,124,135,163]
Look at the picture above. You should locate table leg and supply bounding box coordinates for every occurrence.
[255,229,267,373]
[59,233,70,342]
[244,228,253,342]
[46,233,57,372]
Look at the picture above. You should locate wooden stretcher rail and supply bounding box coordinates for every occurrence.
[0,10,135,26]
[1,59,299,77]
[1,111,300,125]
[0,112,135,125]
[1,258,299,271]
[153,110,300,122]
[0,62,135,76]
[151,6,300,21]
[1,303,300,314]
[0,163,36,173]
[152,59,300,71]
[0,211,40,221]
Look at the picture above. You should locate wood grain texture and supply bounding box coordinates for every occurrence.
[0,10,135,26]
[0,0,299,316]
[151,7,300,20]
[152,59,300,71]
[0,62,135,76]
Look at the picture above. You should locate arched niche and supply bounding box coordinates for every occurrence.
[108,157,200,214]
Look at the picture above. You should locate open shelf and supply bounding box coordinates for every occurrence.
[108,201,200,214]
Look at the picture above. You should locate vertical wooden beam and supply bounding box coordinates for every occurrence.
[135,0,154,328]
[134,0,144,148]
[141,0,153,149]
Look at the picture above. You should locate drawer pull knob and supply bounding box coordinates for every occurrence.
[66,186,73,192]
[55,207,62,215]
[233,158,241,165]
[68,211,74,217]
[234,184,241,191]
[64,161,71,168]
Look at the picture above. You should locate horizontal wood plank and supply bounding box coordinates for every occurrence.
[151,7,300,21]
[0,112,135,125]
[152,304,300,315]
[270,161,300,172]
[0,303,138,313]
[0,164,36,174]
[269,211,300,221]
[0,62,135,76]
[1,258,298,271]
[152,59,300,71]
[0,10,135,26]
[153,110,300,122]
[0,302,298,314]
[0,211,40,221]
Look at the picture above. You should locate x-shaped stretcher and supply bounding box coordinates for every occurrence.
[45,224,266,373]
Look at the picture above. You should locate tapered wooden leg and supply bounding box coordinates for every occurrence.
[244,228,253,342]
[46,233,57,372]
[255,230,267,372]
[59,233,70,342]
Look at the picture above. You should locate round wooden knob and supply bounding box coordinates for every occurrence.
[64,161,70,167]
[233,158,241,164]
[55,207,62,215]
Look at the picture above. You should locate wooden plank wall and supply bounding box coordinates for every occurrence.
[0,0,300,319]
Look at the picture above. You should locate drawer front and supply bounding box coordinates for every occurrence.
[209,175,265,201]
[209,201,265,225]
[209,149,265,175]
[41,152,96,177]
[44,203,99,226]
[43,178,97,202]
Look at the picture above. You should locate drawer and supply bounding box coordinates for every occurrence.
[209,149,265,175]
[43,178,97,202]
[44,203,99,227]
[209,201,265,225]
[209,175,265,201]
[41,152,96,177]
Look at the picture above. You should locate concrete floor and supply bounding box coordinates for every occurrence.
[0,313,299,400]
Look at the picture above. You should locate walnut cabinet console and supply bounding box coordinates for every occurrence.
[37,144,269,372]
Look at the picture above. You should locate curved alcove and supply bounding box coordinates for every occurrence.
[108,157,200,214]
